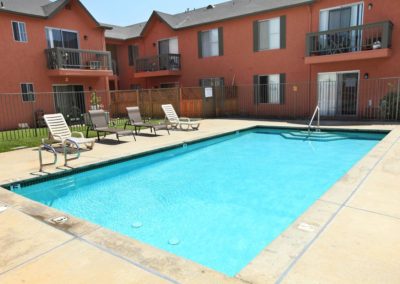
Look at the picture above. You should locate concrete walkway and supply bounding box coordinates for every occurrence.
[0,119,399,283]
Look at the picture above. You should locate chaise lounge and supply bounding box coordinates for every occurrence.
[125,106,170,136]
[44,113,95,150]
[88,110,136,141]
[161,104,200,130]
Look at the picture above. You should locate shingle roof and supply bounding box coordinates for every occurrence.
[103,22,147,40]
[0,0,108,28]
[105,0,313,40]
[0,0,64,17]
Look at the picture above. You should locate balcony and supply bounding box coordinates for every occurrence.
[134,54,181,78]
[45,47,113,77]
[305,21,393,64]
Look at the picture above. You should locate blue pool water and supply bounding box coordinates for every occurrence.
[14,128,385,276]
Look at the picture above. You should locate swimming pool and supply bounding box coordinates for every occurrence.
[13,128,385,276]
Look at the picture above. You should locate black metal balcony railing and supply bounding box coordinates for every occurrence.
[134,54,181,73]
[45,47,112,71]
[306,21,393,57]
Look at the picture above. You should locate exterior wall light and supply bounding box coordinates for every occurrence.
[364,73,369,80]
[368,3,373,10]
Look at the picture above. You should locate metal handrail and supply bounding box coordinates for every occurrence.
[39,142,58,172]
[134,53,181,73]
[63,139,80,167]
[305,20,393,56]
[308,105,320,133]
[45,47,112,70]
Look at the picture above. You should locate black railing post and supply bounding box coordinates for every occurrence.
[381,21,393,48]
[56,48,62,69]
[305,34,311,56]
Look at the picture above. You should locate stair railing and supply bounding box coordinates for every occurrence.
[308,106,321,133]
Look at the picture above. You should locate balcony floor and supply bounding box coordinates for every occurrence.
[134,70,181,78]
[48,69,113,77]
[305,48,391,65]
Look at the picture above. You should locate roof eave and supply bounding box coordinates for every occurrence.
[139,11,175,37]
[172,0,315,30]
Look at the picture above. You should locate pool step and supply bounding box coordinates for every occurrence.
[281,131,347,142]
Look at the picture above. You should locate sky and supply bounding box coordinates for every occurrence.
[80,0,228,26]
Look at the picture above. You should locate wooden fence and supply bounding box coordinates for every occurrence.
[109,86,239,119]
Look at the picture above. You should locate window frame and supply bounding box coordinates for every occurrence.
[157,37,179,55]
[12,21,28,43]
[130,84,141,90]
[160,82,180,89]
[199,77,225,87]
[319,2,364,31]
[257,17,281,51]
[254,74,285,105]
[45,27,80,49]
[198,27,223,58]
[128,45,139,66]
[20,83,35,103]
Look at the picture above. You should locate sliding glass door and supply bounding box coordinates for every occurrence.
[46,28,80,68]
[53,85,85,125]
[318,72,359,116]
[158,38,179,70]
[319,3,363,53]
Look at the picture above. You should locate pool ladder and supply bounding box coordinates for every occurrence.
[308,105,321,134]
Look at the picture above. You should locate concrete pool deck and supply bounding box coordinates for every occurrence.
[0,119,399,283]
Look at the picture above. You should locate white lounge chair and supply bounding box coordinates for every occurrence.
[161,104,200,130]
[44,113,95,149]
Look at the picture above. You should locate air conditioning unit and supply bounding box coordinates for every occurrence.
[89,61,101,70]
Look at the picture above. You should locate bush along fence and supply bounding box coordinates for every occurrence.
[1,77,400,141]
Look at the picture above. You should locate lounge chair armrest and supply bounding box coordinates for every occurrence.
[41,137,53,145]
[71,131,84,138]
[52,134,64,141]
[179,117,191,122]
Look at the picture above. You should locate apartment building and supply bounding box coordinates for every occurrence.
[0,0,112,126]
[106,0,399,118]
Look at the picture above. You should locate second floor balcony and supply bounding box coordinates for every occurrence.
[305,21,393,64]
[45,47,113,77]
[134,54,181,78]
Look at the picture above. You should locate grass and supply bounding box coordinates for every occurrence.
[0,119,163,153]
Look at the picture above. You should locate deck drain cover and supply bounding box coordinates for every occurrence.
[50,216,69,224]
[132,221,143,228]
[0,206,8,213]
[168,238,180,245]
[298,222,315,232]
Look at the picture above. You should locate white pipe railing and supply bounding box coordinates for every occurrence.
[308,105,320,133]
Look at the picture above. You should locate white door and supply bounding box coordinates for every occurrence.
[318,73,338,116]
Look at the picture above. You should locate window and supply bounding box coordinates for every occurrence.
[254,16,286,51]
[12,21,28,42]
[160,83,179,89]
[46,28,79,48]
[199,78,224,87]
[254,74,286,104]
[158,38,179,54]
[198,28,223,58]
[130,84,141,90]
[319,3,363,31]
[318,3,363,52]
[128,45,139,66]
[21,83,35,102]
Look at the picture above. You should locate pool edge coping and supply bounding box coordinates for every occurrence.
[0,123,397,284]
